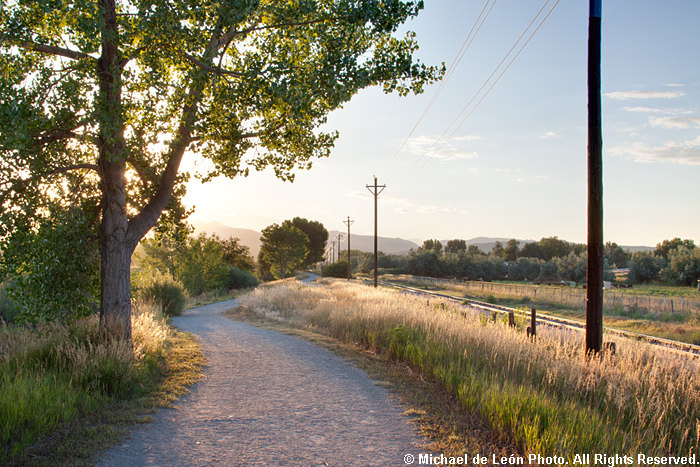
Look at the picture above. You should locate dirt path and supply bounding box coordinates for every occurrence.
[97,299,427,466]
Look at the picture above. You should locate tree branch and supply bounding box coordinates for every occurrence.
[189,130,265,142]
[219,17,332,45]
[44,163,100,177]
[126,155,156,186]
[182,53,244,77]
[17,40,95,62]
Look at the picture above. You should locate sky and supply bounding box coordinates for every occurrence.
[182,0,700,247]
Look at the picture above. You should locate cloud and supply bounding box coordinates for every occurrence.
[623,106,664,113]
[452,135,482,142]
[381,195,468,215]
[604,90,685,100]
[404,134,479,161]
[609,136,700,165]
[540,131,562,139]
[648,116,700,129]
[664,83,685,87]
[623,106,692,115]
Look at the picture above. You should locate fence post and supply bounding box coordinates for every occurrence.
[508,310,515,328]
[527,308,537,341]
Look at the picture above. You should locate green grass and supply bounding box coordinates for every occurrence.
[379,274,700,346]
[239,280,700,460]
[0,305,205,465]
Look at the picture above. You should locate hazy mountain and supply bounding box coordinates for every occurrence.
[327,230,420,255]
[193,221,262,256]
[190,221,654,258]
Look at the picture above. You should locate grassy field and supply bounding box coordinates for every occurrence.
[0,303,205,466]
[239,279,700,461]
[375,274,700,345]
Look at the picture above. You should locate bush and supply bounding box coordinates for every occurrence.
[227,267,259,290]
[1,207,99,323]
[322,261,350,278]
[132,270,186,317]
[0,282,19,324]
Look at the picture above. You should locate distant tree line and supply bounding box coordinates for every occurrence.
[325,236,699,287]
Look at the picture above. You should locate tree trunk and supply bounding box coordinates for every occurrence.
[97,0,132,341]
[98,159,135,340]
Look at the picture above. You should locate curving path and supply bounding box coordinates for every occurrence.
[97,299,426,466]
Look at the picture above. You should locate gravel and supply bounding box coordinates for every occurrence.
[97,299,427,466]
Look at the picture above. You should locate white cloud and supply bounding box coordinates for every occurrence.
[623,106,692,115]
[540,131,562,139]
[609,136,700,165]
[665,83,685,87]
[382,195,468,215]
[623,106,664,113]
[604,90,685,100]
[452,135,482,142]
[404,134,479,161]
[648,116,700,129]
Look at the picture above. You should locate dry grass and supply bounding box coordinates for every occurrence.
[1,302,204,465]
[239,279,700,460]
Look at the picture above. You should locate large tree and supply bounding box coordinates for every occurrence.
[0,1,441,340]
[259,223,308,279]
[282,217,327,267]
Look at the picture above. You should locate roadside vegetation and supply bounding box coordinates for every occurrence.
[238,279,700,461]
[0,302,205,465]
[331,236,699,288]
[377,274,700,345]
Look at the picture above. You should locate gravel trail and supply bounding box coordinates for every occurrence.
[97,299,426,466]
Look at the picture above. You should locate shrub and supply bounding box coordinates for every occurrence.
[321,261,350,278]
[132,270,186,317]
[227,267,259,290]
[0,282,19,324]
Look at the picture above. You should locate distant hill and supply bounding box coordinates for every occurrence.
[192,222,421,257]
[190,222,654,258]
[620,245,654,253]
[328,231,419,255]
[193,221,262,257]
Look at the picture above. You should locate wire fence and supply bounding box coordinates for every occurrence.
[407,276,700,315]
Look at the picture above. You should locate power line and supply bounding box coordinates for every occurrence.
[379,0,497,174]
[365,175,386,288]
[415,0,561,171]
[343,216,354,280]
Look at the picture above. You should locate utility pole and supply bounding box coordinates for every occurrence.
[586,0,603,355]
[343,216,354,280]
[366,175,386,288]
[331,240,336,264]
[336,232,345,262]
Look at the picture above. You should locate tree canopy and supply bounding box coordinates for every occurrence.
[259,223,309,279]
[282,217,327,267]
[0,0,441,339]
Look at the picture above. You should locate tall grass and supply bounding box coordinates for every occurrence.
[240,280,700,460]
[0,303,170,461]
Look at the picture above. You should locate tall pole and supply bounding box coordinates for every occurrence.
[336,232,344,262]
[343,216,354,280]
[366,176,386,288]
[586,0,603,355]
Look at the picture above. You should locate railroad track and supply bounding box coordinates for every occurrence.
[372,280,700,358]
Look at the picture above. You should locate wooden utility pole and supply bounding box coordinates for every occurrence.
[336,232,344,262]
[586,0,603,355]
[343,216,354,280]
[366,176,386,287]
